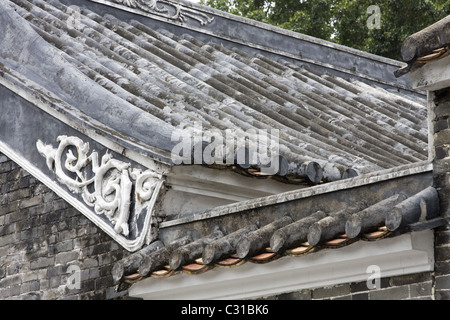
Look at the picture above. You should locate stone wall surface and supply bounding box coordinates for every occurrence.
[0,152,129,300]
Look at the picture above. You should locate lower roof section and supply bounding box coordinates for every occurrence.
[128,230,435,300]
[111,161,442,295]
[159,161,434,230]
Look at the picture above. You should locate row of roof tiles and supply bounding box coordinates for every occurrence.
[122,228,387,283]
[8,0,429,184]
[114,186,442,287]
[396,15,450,77]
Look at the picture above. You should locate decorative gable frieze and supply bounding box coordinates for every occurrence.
[91,0,214,26]
[36,135,164,251]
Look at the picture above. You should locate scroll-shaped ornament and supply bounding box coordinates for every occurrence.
[36,135,163,237]
[111,0,214,26]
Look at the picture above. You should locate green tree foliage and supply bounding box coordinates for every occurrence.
[200,0,450,60]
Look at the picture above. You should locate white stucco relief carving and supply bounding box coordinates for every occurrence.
[110,0,215,25]
[36,135,163,237]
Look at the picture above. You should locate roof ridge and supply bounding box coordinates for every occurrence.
[88,0,418,94]
[160,160,433,228]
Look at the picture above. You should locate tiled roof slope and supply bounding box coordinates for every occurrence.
[2,0,429,184]
[113,185,443,288]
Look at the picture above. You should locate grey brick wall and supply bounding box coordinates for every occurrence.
[432,88,450,219]
[0,153,130,300]
[435,225,450,299]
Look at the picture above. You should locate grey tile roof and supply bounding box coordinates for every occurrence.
[2,0,429,184]
[113,185,444,287]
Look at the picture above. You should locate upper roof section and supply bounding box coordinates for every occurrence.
[0,0,428,184]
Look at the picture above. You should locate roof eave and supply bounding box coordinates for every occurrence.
[160,160,433,231]
[127,229,435,300]
[86,0,420,97]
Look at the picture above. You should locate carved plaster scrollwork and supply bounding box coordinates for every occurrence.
[111,0,214,25]
[36,135,163,237]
